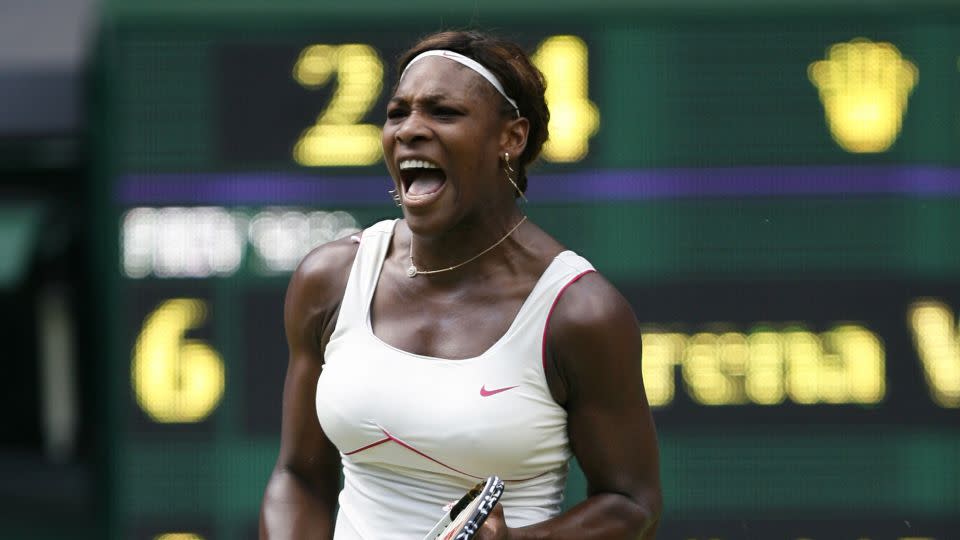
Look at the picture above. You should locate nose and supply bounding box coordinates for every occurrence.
[394,111,431,144]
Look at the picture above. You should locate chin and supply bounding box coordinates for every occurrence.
[402,206,465,237]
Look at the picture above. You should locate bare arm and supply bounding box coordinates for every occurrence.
[259,238,359,539]
[481,272,662,540]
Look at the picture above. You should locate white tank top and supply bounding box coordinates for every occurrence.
[317,219,595,539]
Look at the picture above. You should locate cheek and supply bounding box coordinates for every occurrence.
[380,130,397,175]
[468,137,500,176]
[380,127,394,152]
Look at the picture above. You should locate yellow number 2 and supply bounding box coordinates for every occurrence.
[531,35,600,162]
[293,44,384,166]
[131,299,225,423]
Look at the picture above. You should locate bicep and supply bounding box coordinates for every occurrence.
[549,278,661,504]
[565,338,659,502]
[274,269,341,493]
[261,239,357,538]
[276,349,340,488]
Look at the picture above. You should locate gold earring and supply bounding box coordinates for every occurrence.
[502,152,528,203]
[388,188,402,207]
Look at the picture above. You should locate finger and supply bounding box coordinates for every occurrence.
[477,504,507,540]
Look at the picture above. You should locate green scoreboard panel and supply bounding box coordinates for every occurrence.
[92,1,960,538]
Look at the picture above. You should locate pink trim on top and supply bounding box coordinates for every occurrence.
[344,425,550,482]
[343,437,390,455]
[376,425,484,480]
[541,270,597,375]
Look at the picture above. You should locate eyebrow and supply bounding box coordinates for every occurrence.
[388,92,459,106]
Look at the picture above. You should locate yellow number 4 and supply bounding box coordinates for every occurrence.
[531,35,600,162]
[132,299,225,423]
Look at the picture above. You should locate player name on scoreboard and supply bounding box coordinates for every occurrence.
[641,297,958,408]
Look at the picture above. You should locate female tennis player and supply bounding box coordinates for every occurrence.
[260,30,661,539]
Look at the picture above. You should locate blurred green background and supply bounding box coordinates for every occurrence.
[3,0,960,538]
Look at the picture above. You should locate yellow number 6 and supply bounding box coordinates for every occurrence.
[131,299,225,423]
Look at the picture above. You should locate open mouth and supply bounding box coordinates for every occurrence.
[398,159,447,200]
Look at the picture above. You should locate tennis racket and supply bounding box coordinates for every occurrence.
[422,476,505,540]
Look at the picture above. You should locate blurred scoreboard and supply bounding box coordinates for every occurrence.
[91,1,960,539]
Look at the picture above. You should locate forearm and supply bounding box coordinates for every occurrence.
[511,492,660,540]
[259,468,337,540]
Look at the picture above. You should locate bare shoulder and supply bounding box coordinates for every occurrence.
[549,271,638,340]
[284,233,362,346]
[545,271,642,404]
[288,233,361,300]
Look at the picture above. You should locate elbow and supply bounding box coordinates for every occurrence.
[629,487,662,540]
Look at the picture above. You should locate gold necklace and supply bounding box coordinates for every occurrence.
[407,216,527,278]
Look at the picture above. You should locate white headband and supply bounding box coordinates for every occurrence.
[400,49,520,116]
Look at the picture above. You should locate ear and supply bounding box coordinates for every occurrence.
[499,116,529,159]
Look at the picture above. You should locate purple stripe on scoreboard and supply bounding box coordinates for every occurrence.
[117,166,960,205]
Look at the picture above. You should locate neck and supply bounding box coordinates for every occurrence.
[405,208,526,277]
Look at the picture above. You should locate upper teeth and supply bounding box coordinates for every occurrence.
[399,159,440,170]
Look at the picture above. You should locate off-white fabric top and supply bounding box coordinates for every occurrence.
[316,219,595,539]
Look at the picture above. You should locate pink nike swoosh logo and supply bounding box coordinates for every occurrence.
[480,384,518,397]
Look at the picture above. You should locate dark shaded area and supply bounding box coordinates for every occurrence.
[657,518,960,539]
[0,161,102,537]
[242,286,287,436]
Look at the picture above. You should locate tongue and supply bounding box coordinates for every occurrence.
[407,174,445,196]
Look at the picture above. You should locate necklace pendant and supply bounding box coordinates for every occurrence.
[406,265,418,278]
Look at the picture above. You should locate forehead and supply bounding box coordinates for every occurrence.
[393,56,494,102]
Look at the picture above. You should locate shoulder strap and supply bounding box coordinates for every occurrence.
[536,251,596,373]
[330,219,397,335]
[499,250,596,346]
